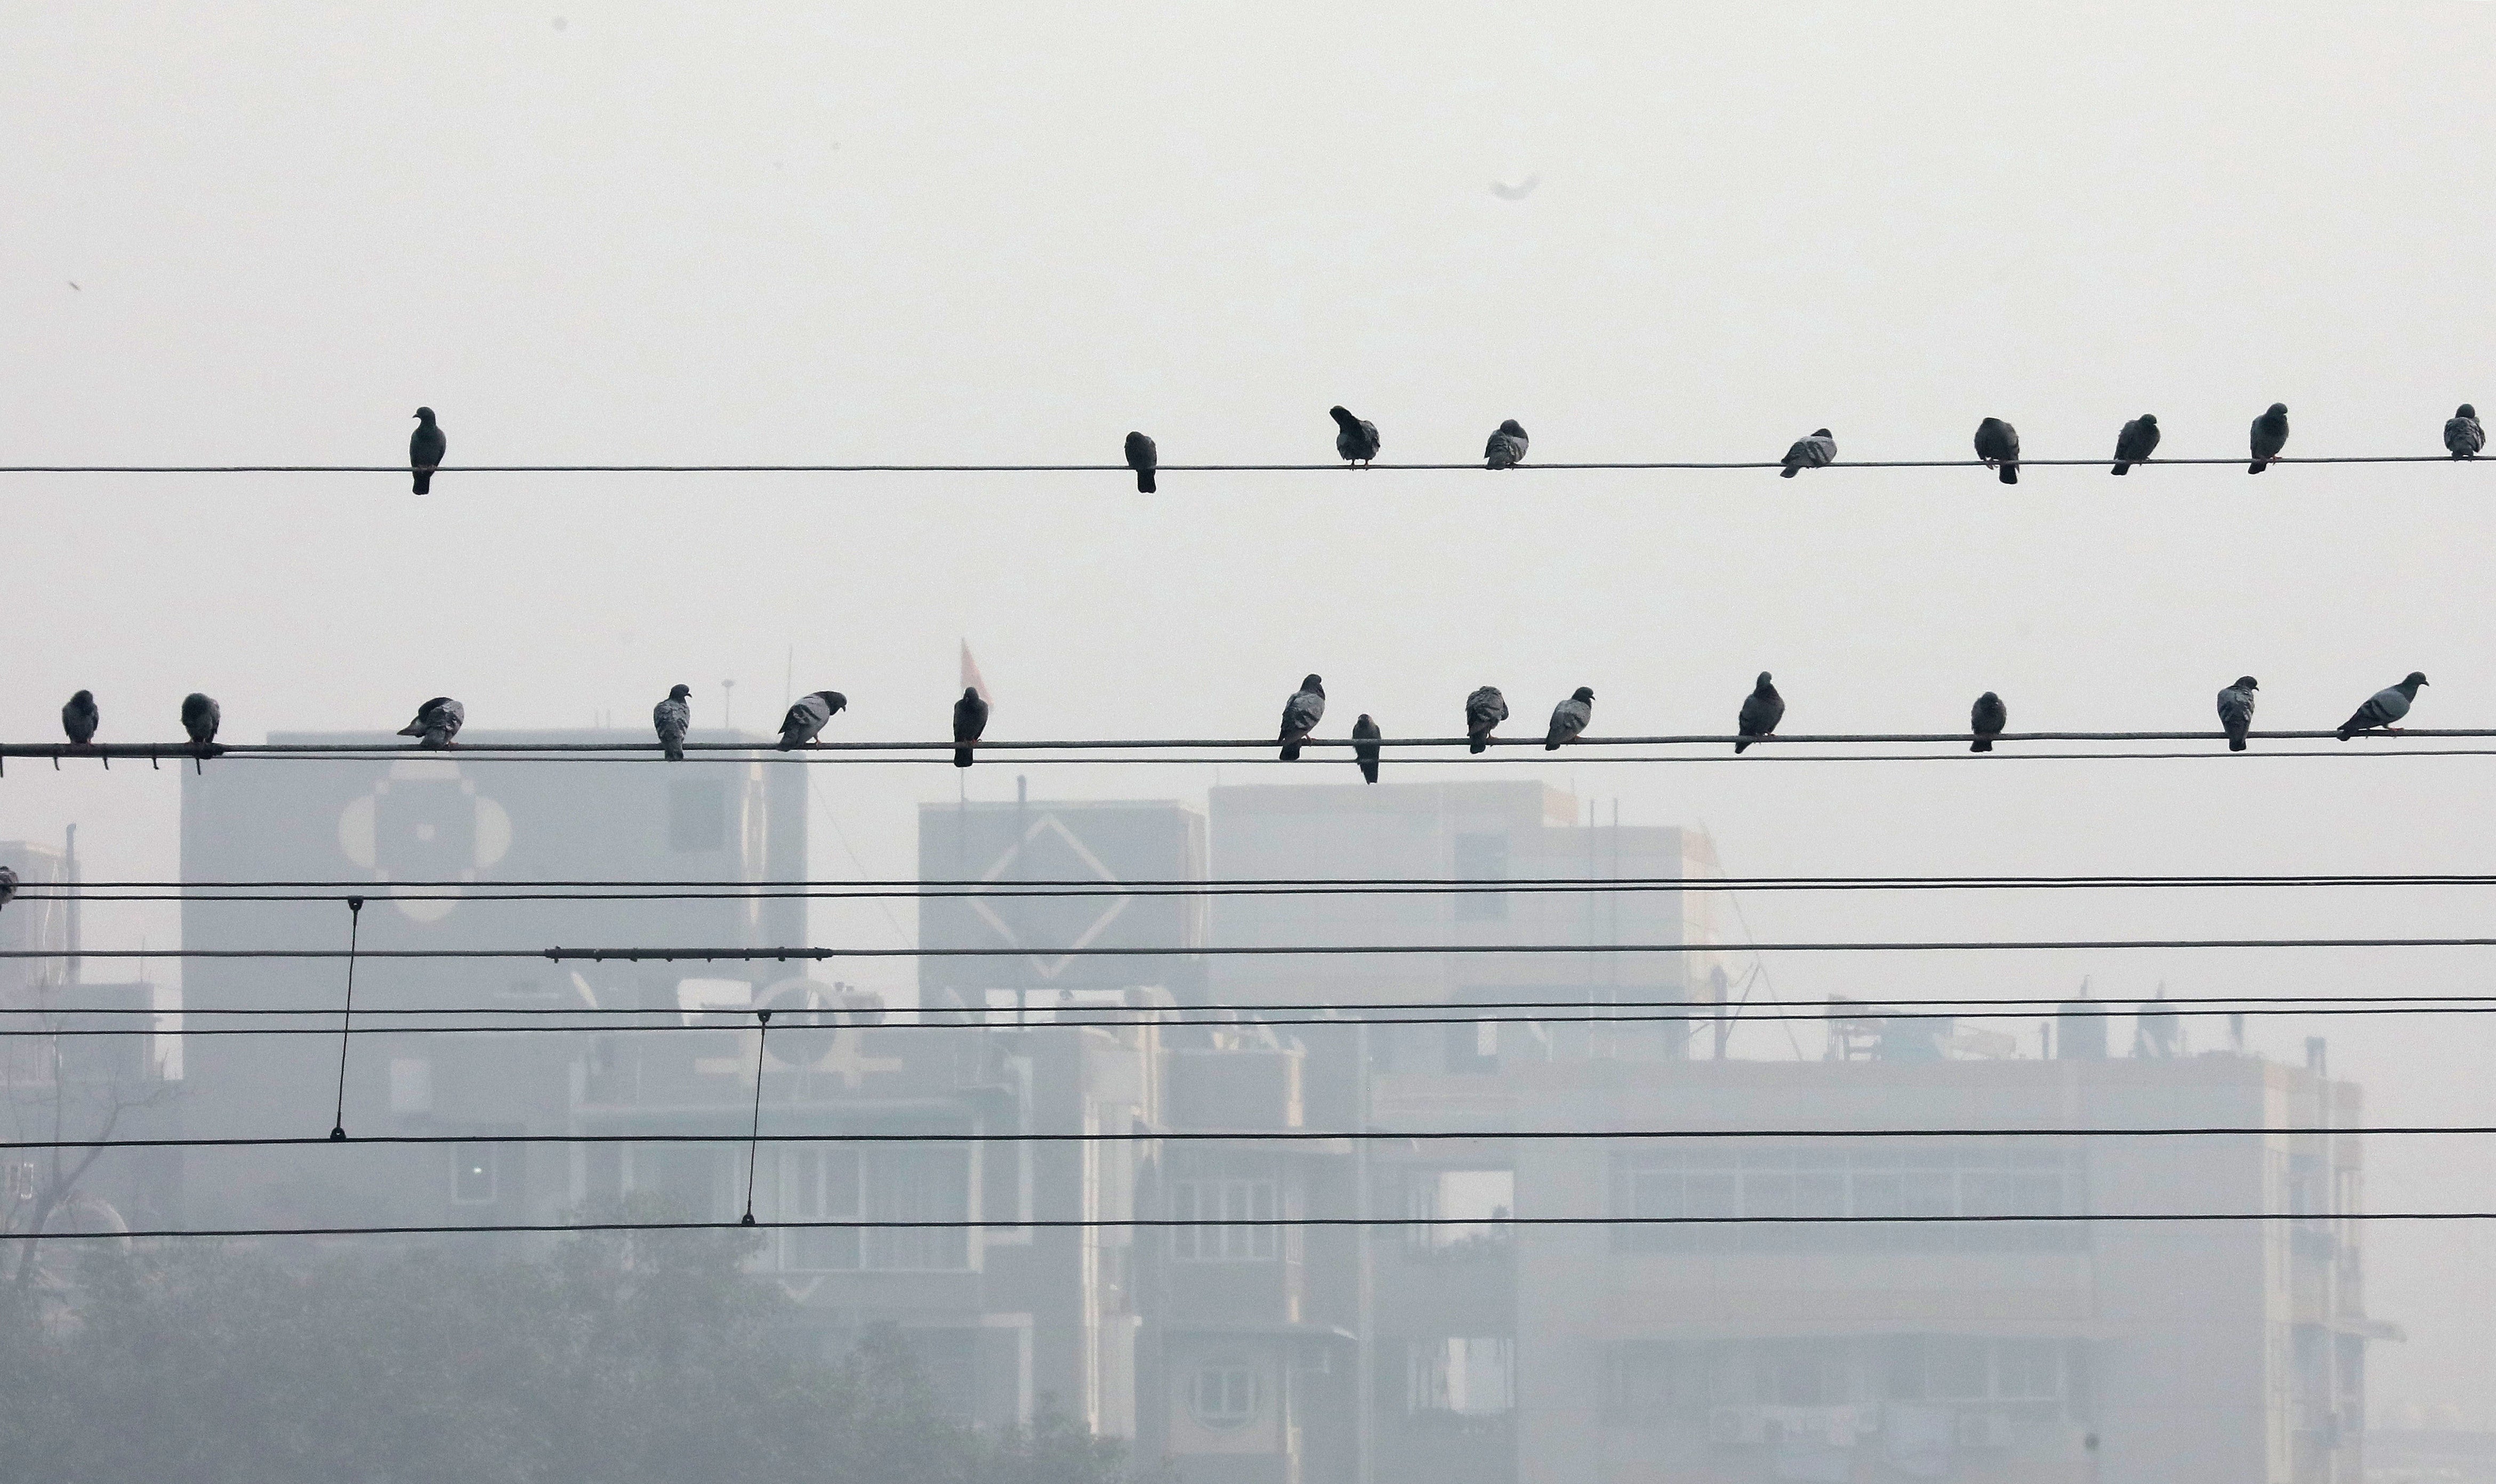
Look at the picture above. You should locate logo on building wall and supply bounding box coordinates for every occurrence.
[967,813,1135,980]
[335,760,513,923]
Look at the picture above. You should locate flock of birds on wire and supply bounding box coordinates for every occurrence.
[380,402,2495,494]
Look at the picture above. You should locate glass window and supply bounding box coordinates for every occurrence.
[1408,1337,1515,1415]
[451,1143,496,1204]
[1171,1179,1279,1262]
[1190,1361,1259,1429]
[1996,1340,2061,1399]
[779,1148,863,1271]
[863,1146,970,1271]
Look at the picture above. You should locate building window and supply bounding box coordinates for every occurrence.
[1407,1170,1513,1255]
[1170,1179,1278,1262]
[1452,834,1508,921]
[1407,1337,1515,1416]
[451,1143,497,1204]
[668,780,729,852]
[1613,1143,2081,1253]
[769,1144,971,1271]
[1190,1360,1260,1430]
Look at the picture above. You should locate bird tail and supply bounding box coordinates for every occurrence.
[1734,739,1752,754]
[1470,739,1488,754]
[1281,741,1302,762]
[2111,463,2130,475]
[954,746,974,768]
[1972,737,1993,753]
[413,471,432,495]
[1999,465,2018,486]
[1359,760,1378,784]
[2229,736,2247,753]
[665,742,685,762]
[2336,727,2354,741]
[2250,461,2268,474]
[1780,465,1799,479]
[1136,470,1156,494]
[1544,739,1561,751]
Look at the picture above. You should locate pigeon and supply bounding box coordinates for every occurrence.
[398,697,465,749]
[1974,418,2020,485]
[2446,404,2484,460]
[2249,403,2289,473]
[1484,420,1529,469]
[2216,676,2258,752]
[1352,714,1381,784]
[2111,414,2160,475]
[777,690,847,749]
[409,407,446,495]
[1330,406,1381,467]
[1970,691,2007,752]
[0,865,15,913]
[653,684,691,761]
[953,685,989,768]
[1544,687,1593,749]
[1780,429,1836,478]
[1464,686,1509,753]
[1277,675,1325,761]
[61,690,99,746]
[1734,672,1784,754]
[181,693,221,751]
[1125,431,1158,493]
[2337,672,2427,740]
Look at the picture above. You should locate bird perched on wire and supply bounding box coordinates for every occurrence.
[1125,432,1158,493]
[2337,672,2427,740]
[1465,686,1509,753]
[1352,714,1381,784]
[2445,405,2483,459]
[61,690,99,746]
[0,866,16,913]
[2249,403,2290,473]
[653,685,691,761]
[1970,691,2007,753]
[409,407,446,495]
[1484,420,1529,469]
[399,697,465,749]
[2111,414,2159,475]
[181,693,221,755]
[2216,676,2258,752]
[1735,673,1784,753]
[1330,406,1381,467]
[1278,675,1326,761]
[1545,687,1593,749]
[777,690,847,749]
[1974,418,2019,485]
[953,686,989,768]
[1780,429,1836,478]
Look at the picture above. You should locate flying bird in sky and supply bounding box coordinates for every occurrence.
[953,685,989,768]
[1974,418,2020,484]
[399,697,465,749]
[61,690,98,746]
[2111,414,2160,474]
[778,690,847,749]
[2216,677,2258,752]
[1780,429,1836,478]
[181,693,221,754]
[2337,672,2427,740]
[410,407,446,495]
[1484,420,1529,469]
[654,684,691,761]
[1125,432,1158,493]
[1735,673,1784,753]
[2446,405,2483,459]
[1465,687,1509,753]
[1330,406,1381,467]
[1278,675,1326,761]
[2249,403,2290,473]
[1352,714,1381,784]
[1545,687,1593,749]
[1969,691,2007,752]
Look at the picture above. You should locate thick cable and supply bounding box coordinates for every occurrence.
[0,454,2474,474]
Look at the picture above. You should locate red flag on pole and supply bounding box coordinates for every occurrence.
[960,642,991,703]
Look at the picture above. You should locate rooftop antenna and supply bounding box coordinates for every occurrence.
[720,679,735,733]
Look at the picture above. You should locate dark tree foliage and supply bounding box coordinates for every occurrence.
[0,1213,1146,1484]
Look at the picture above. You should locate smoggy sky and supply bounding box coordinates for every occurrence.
[5,1,2495,1422]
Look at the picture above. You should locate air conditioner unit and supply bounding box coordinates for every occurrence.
[1956,1411,2015,1448]
[1711,1408,1767,1446]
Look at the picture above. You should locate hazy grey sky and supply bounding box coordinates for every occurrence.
[6,0,2496,1421]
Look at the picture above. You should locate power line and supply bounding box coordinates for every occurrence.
[0,455,2476,475]
[27,748,2496,768]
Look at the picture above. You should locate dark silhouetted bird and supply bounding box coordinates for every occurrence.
[1485,420,1529,469]
[2111,414,2159,474]
[1278,675,1326,760]
[654,684,691,761]
[410,407,446,495]
[1352,714,1381,783]
[1735,673,1784,753]
[953,686,989,768]
[1125,432,1158,493]
[2217,677,2258,752]
[1969,691,2007,752]
[2338,672,2427,740]
[0,865,15,913]
[1974,418,2019,484]
[1781,429,1836,478]
[2446,405,2483,459]
[181,693,221,752]
[1465,687,1509,753]
[2249,403,2289,473]
[61,690,98,746]
[399,697,465,749]
[778,690,847,749]
[1330,406,1380,466]
[1545,687,1593,749]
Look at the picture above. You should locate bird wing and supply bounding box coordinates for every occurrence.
[1739,692,1783,735]
[2217,691,2254,729]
